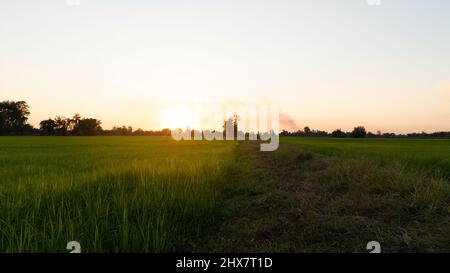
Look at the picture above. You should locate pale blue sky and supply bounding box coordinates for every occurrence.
[1,0,449,132]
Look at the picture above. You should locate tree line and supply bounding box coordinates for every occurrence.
[280,126,368,138]
[1,100,449,138]
[280,126,450,138]
[0,100,171,136]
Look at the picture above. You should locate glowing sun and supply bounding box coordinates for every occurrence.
[160,106,193,130]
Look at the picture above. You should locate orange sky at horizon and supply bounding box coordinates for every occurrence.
[1,1,450,134]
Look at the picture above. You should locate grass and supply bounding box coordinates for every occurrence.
[1,136,450,252]
[0,137,235,252]
[197,141,450,252]
[282,137,450,179]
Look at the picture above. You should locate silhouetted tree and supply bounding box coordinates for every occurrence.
[74,118,102,136]
[109,125,133,136]
[132,128,145,136]
[304,126,311,136]
[280,130,291,136]
[54,116,70,135]
[39,119,57,135]
[331,129,346,138]
[69,114,82,135]
[351,126,367,138]
[0,100,31,135]
[38,116,71,135]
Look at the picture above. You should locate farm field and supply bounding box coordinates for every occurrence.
[199,140,450,252]
[282,137,450,179]
[1,136,450,252]
[0,137,235,252]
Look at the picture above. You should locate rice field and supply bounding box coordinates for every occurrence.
[282,137,450,179]
[0,137,235,252]
[1,136,450,252]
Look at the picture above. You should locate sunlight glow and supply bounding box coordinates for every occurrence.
[160,106,193,130]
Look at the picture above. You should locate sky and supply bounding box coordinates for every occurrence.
[1,0,449,133]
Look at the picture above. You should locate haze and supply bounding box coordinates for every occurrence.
[1,0,449,133]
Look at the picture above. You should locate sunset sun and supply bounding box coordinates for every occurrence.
[160,106,193,130]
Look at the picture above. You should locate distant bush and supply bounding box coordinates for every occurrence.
[331,129,347,138]
[351,126,367,138]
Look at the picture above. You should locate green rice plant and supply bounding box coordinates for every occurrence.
[282,137,450,179]
[0,137,235,252]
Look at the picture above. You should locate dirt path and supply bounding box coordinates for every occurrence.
[194,142,450,252]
